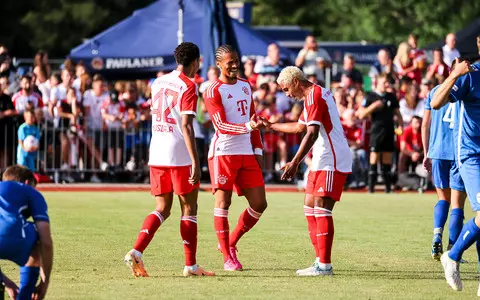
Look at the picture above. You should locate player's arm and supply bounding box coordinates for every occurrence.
[270,122,306,134]
[180,86,201,185]
[1,270,19,299]
[28,188,52,300]
[34,221,53,300]
[204,88,258,135]
[281,99,324,180]
[431,59,472,109]
[281,124,319,180]
[393,108,404,129]
[356,99,383,120]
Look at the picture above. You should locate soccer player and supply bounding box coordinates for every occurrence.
[204,45,267,271]
[265,66,352,276]
[124,42,214,277]
[422,84,467,261]
[431,55,480,293]
[357,74,403,193]
[0,165,53,300]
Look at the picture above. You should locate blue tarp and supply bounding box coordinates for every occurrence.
[69,0,294,78]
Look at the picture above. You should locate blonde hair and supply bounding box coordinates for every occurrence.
[276,66,307,86]
[395,42,412,67]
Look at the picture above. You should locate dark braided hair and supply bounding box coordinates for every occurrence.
[174,42,200,67]
[215,45,237,62]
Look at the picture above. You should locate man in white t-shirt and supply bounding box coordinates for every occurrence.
[82,74,109,171]
[295,35,331,84]
[442,33,460,68]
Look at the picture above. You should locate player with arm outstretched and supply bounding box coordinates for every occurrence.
[264,66,352,276]
[422,83,467,261]
[124,42,214,277]
[0,165,53,300]
[204,45,267,271]
[431,53,480,294]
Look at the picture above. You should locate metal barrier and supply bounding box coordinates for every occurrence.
[0,117,303,183]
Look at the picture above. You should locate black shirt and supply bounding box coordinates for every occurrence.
[364,91,399,133]
[333,67,364,84]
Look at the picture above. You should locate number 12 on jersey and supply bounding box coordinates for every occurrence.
[152,88,179,124]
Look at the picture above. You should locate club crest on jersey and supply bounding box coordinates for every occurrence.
[228,94,233,99]
[218,175,228,185]
[242,86,250,96]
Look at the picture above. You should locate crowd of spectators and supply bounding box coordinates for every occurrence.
[0,32,466,188]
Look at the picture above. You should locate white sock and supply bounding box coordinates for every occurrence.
[318,262,332,269]
[131,249,142,257]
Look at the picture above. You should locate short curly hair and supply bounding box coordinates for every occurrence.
[276,66,306,86]
[174,42,200,67]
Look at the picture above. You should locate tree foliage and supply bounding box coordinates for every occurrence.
[1,0,479,57]
[251,0,480,47]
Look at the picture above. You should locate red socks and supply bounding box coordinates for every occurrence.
[133,211,164,253]
[214,208,230,262]
[314,206,334,264]
[180,216,198,266]
[230,207,262,247]
[304,206,320,258]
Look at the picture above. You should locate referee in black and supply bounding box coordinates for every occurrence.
[357,74,403,193]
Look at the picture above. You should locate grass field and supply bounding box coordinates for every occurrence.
[2,191,480,299]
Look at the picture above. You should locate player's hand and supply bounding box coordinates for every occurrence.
[189,162,201,185]
[451,58,473,78]
[255,154,263,169]
[281,161,299,181]
[411,152,421,162]
[249,114,263,130]
[3,276,19,300]
[259,117,271,128]
[423,156,432,172]
[32,282,47,300]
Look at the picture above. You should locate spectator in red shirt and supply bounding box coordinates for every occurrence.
[426,48,450,83]
[398,115,423,174]
[257,95,287,182]
[408,33,427,71]
[342,109,367,188]
[284,103,303,155]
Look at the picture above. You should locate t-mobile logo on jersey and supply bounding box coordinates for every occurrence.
[237,99,248,116]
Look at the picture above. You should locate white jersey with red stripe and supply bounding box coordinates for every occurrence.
[148,70,198,167]
[204,78,263,158]
[299,84,352,173]
[12,91,44,113]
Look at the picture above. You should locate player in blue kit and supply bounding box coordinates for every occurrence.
[431,52,480,293]
[0,165,53,300]
[422,84,467,260]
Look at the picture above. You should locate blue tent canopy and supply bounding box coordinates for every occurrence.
[69,0,294,78]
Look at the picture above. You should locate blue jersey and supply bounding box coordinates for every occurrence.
[17,123,40,158]
[449,63,480,163]
[0,181,49,237]
[425,85,455,160]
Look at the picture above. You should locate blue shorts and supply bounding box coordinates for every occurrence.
[0,222,38,266]
[459,156,480,211]
[17,155,36,172]
[431,159,465,192]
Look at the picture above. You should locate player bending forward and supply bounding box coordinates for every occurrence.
[204,45,267,271]
[266,66,352,276]
[0,165,53,300]
[124,42,214,277]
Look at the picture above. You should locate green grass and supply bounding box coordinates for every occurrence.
[2,191,480,299]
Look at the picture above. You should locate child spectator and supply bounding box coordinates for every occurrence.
[101,91,125,170]
[122,103,141,171]
[17,109,40,171]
